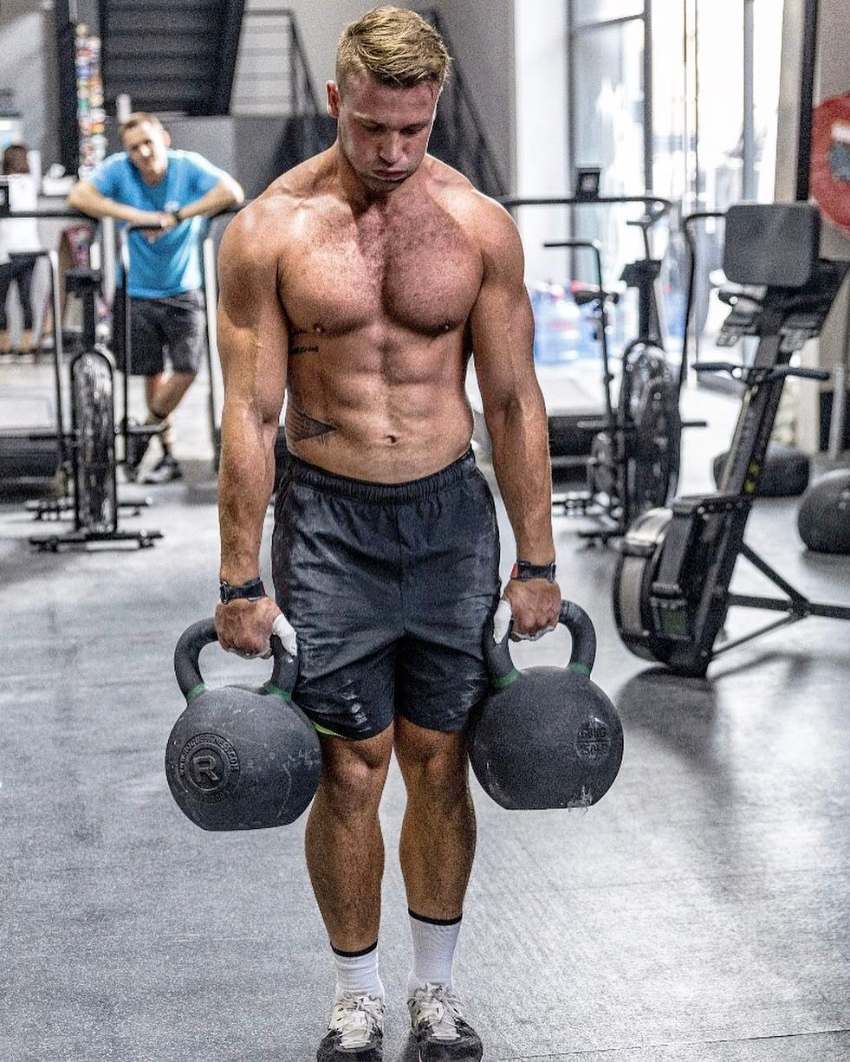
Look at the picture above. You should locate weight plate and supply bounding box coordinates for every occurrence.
[620,344,681,517]
[587,431,618,501]
[72,352,116,533]
[612,507,675,664]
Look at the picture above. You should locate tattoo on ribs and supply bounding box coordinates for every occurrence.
[286,404,336,443]
[289,329,320,356]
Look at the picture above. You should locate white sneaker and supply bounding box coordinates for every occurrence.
[317,993,384,1060]
[407,983,483,1059]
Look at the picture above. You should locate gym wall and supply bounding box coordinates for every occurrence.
[411,1,517,193]
[775,0,850,453]
[0,0,60,167]
[514,0,569,284]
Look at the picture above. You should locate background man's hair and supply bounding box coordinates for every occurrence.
[336,6,451,91]
[2,143,30,175]
[120,112,164,138]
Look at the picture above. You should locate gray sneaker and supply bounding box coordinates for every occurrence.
[408,983,483,1061]
[317,993,384,1060]
[141,454,182,484]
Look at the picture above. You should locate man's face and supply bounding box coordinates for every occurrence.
[122,121,169,184]
[328,72,438,194]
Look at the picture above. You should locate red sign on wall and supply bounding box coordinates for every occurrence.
[811,93,850,236]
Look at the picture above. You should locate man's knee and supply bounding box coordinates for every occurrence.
[394,718,469,800]
[318,727,394,813]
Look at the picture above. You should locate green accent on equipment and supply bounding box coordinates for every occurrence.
[185,683,206,704]
[263,682,292,702]
[492,668,521,690]
[313,721,344,738]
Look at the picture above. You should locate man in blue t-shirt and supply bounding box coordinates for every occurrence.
[68,112,244,482]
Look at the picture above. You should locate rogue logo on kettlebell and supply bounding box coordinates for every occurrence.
[178,733,240,802]
[575,718,611,763]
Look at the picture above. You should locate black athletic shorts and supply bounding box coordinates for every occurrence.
[112,290,206,376]
[272,450,501,740]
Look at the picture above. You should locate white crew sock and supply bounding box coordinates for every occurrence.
[332,940,385,1000]
[407,910,462,996]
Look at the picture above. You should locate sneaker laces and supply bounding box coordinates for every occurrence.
[329,993,384,1049]
[409,983,464,1042]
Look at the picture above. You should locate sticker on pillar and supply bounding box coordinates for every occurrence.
[811,94,850,235]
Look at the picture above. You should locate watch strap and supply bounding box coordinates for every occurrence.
[219,576,266,603]
[511,560,557,583]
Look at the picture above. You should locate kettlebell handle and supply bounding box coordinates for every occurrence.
[174,618,298,702]
[484,600,597,688]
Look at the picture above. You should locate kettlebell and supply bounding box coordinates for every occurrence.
[469,600,624,810]
[165,618,322,831]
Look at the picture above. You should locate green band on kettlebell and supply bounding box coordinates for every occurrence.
[263,682,292,702]
[313,721,344,738]
[185,682,206,703]
[567,662,592,676]
[492,668,521,690]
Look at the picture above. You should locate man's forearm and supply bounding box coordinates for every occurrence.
[486,396,555,564]
[67,185,143,223]
[218,403,278,583]
[181,180,243,221]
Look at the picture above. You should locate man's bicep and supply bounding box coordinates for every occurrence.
[470,262,536,409]
[218,223,287,418]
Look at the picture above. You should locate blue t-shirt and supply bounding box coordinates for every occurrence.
[91,149,225,298]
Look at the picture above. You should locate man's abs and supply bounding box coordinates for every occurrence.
[284,330,475,482]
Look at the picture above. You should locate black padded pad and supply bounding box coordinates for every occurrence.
[723,203,820,288]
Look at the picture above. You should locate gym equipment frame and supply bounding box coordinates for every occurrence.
[614,202,850,677]
[28,223,163,550]
[500,192,702,542]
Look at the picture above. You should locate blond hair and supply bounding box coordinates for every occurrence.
[120,112,163,138]
[336,6,451,91]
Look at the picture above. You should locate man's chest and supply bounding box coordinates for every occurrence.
[281,206,483,336]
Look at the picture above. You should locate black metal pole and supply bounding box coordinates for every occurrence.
[47,250,68,469]
[796,0,820,202]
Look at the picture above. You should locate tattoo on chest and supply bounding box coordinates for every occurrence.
[286,403,336,443]
[289,328,321,357]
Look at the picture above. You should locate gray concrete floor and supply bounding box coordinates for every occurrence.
[1,361,849,1061]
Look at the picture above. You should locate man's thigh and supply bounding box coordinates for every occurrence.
[158,291,206,374]
[113,295,165,375]
[397,467,501,733]
[272,476,404,741]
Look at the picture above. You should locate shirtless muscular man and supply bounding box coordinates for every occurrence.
[214,8,561,1059]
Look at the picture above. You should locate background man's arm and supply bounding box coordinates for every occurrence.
[66,179,165,227]
[470,200,561,634]
[178,175,245,220]
[215,205,287,651]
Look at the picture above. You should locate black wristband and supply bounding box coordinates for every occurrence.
[219,577,266,603]
[512,560,557,583]
[171,209,183,224]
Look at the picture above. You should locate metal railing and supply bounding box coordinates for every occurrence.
[231,6,321,117]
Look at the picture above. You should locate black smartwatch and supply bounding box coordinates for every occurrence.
[512,560,557,583]
[219,576,267,603]
[171,208,183,224]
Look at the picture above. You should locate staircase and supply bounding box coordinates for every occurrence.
[98,0,245,115]
[69,3,506,195]
[422,9,507,198]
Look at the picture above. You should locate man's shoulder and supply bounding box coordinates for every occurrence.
[244,152,338,230]
[96,151,131,175]
[219,185,297,266]
[167,148,219,172]
[425,158,516,247]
